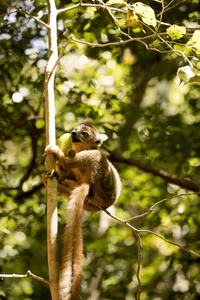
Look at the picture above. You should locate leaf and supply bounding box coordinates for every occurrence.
[187,30,200,55]
[188,30,200,43]
[177,65,200,84]
[125,8,144,31]
[167,25,186,40]
[193,41,200,54]
[174,44,191,61]
[131,2,157,28]
[125,15,140,27]
[105,0,126,7]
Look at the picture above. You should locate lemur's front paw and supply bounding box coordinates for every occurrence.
[42,172,48,186]
[44,145,59,156]
[67,148,76,158]
[42,170,59,185]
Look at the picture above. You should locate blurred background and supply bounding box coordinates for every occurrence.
[0,0,200,299]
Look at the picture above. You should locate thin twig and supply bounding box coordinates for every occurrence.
[0,270,49,285]
[46,36,74,83]
[156,0,165,32]
[57,2,82,14]
[134,231,142,300]
[88,189,200,300]
[0,0,49,29]
[156,30,193,67]
[0,9,17,17]
[70,34,157,48]
[126,192,200,222]
[138,229,200,258]
[108,151,200,192]
[157,0,188,17]
[98,0,133,40]
[56,0,195,63]
[57,1,126,14]
[101,195,200,260]
[102,209,142,299]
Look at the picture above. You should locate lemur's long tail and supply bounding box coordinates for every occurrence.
[59,183,90,300]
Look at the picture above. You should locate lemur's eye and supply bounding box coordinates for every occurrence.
[83,132,89,137]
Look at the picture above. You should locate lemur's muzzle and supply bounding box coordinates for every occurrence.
[71,131,81,143]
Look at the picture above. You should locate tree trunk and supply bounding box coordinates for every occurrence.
[45,1,59,299]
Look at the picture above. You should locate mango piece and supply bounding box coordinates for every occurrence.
[58,133,72,156]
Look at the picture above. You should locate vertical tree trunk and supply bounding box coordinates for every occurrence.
[45,1,59,299]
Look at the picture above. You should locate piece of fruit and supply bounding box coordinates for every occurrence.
[58,133,72,156]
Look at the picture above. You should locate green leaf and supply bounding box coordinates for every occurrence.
[131,2,156,28]
[188,30,200,43]
[167,25,186,40]
[105,0,126,7]
[174,44,191,61]
[125,15,140,27]
[125,8,144,31]
[187,30,200,55]
[177,65,200,84]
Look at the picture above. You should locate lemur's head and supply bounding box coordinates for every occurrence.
[71,124,108,152]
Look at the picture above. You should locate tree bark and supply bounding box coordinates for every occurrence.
[45,1,59,299]
[109,152,200,193]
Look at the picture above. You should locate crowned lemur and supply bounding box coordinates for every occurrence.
[43,124,121,300]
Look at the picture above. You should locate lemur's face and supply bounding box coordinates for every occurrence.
[71,124,101,152]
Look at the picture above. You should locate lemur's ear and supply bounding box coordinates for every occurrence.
[100,134,108,142]
[94,134,108,147]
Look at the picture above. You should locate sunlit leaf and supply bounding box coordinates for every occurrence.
[187,30,200,55]
[188,30,200,43]
[193,41,200,54]
[105,0,126,7]
[125,8,144,31]
[130,2,157,28]
[177,65,200,84]
[167,25,186,40]
[174,44,191,61]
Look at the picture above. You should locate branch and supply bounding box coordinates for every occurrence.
[57,0,190,59]
[108,151,200,193]
[96,0,130,39]
[88,189,200,299]
[70,35,177,55]
[47,36,74,82]
[71,34,156,48]
[2,182,44,202]
[0,9,17,17]
[127,192,200,258]
[57,1,126,15]
[138,229,200,258]
[138,17,193,66]
[100,193,200,260]
[0,270,49,285]
[88,200,142,299]
[57,1,83,14]
[0,0,49,29]
[127,192,200,222]
[45,1,60,299]
[15,182,44,201]
[157,0,188,17]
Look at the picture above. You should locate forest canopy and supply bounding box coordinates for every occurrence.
[0,0,200,299]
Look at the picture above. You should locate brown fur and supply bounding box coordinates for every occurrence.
[44,124,121,300]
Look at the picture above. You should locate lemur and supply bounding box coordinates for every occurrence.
[43,124,121,300]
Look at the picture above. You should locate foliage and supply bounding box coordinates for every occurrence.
[0,0,200,299]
